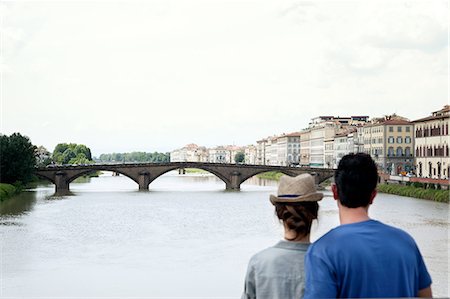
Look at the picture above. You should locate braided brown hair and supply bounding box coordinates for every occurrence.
[274,202,319,241]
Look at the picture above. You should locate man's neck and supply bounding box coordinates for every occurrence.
[338,202,370,225]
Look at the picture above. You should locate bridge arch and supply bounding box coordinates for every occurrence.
[146,166,231,188]
[239,169,299,185]
[35,172,56,184]
[66,168,139,185]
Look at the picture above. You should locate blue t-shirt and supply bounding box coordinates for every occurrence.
[304,220,432,298]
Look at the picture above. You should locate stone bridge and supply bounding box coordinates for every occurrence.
[36,162,335,194]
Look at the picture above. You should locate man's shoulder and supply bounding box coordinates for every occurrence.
[309,220,415,250]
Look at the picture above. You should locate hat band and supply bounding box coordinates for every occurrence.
[278,194,301,198]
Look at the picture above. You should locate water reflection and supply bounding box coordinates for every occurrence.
[0,191,38,217]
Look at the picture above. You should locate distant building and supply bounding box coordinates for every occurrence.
[308,116,368,168]
[170,144,207,162]
[208,145,243,163]
[299,130,310,167]
[276,132,301,166]
[333,127,358,168]
[208,146,229,163]
[265,136,278,166]
[413,105,450,179]
[256,138,267,165]
[362,114,414,174]
[244,145,257,164]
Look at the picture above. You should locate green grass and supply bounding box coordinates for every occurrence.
[0,183,18,201]
[257,171,284,181]
[184,168,209,174]
[377,184,449,203]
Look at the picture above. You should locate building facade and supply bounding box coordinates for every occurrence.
[244,145,257,164]
[362,116,414,174]
[276,132,301,166]
[413,105,450,179]
[170,144,207,162]
[256,139,267,165]
[299,130,310,167]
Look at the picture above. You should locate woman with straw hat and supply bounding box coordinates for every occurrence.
[241,173,323,299]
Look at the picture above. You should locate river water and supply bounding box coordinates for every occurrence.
[0,172,448,298]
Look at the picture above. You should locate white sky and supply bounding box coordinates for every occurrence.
[1,0,448,156]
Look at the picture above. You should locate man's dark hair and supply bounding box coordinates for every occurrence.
[334,153,378,208]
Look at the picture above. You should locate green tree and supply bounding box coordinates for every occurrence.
[235,152,245,163]
[97,151,170,163]
[62,148,76,164]
[52,143,94,165]
[74,144,92,160]
[36,145,52,167]
[0,133,37,184]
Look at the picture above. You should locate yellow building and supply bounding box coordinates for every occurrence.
[412,105,450,179]
[362,116,414,174]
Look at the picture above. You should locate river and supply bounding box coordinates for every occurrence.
[0,172,448,298]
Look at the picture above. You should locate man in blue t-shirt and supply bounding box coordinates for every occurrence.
[304,153,432,298]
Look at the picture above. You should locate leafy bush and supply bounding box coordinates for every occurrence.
[412,182,423,188]
[0,133,37,184]
[0,183,17,201]
[377,184,449,203]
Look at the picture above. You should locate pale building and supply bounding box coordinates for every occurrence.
[208,145,243,163]
[276,132,301,166]
[413,105,450,179]
[244,145,257,164]
[256,139,267,165]
[170,144,207,162]
[324,137,334,169]
[208,146,229,163]
[355,126,365,153]
[265,136,278,166]
[362,115,414,174]
[307,116,368,168]
[309,121,342,168]
[300,130,311,167]
[333,127,358,168]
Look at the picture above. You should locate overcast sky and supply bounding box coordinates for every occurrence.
[1,0,448,156]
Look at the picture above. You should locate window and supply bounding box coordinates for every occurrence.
[389,127,393,132]
[397,126,402,132]
[406,127,410,132]
[405,147,411,157]
[396,147,403,156]
[388,147,394,156]
[396,137,402,143]
[388,136,394,143]
[405,137,411,144]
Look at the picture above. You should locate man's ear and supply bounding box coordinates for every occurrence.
[331,183,339,200]
[369,189,377,205]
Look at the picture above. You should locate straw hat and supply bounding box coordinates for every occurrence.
[270,173,323,204]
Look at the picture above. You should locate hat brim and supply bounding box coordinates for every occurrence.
[270,192,323,205]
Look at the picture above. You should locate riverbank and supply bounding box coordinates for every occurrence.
[0,183,19,201]
[256,171,284,180]
[377,183,449,203]
[185,168,209,174]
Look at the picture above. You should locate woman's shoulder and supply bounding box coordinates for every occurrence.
[249,241,309,265]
